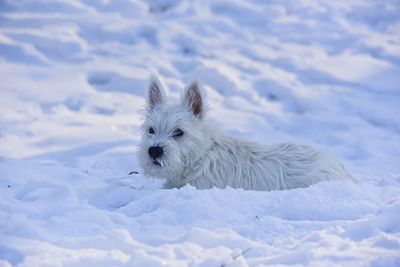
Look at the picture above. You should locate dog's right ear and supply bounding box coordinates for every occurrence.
[147,74,166,111]
[183,81,204,119]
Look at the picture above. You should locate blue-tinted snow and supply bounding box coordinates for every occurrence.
[0,0,399,266]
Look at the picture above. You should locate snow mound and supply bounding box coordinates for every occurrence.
[1,0,400,266]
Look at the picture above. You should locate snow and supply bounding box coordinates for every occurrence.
[1,0,400,266]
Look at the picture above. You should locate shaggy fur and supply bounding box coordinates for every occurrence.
[137,75,354,191]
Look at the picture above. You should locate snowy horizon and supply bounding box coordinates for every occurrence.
[1,0,399,266]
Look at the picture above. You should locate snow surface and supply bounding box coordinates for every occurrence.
[1,0,400,266]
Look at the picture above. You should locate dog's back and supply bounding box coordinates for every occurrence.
[188,137,354,191]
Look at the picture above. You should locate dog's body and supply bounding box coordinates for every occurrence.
[138,75,354,191]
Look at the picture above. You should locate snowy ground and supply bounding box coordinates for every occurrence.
[1,0,400,266]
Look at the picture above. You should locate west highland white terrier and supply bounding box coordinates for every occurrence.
[138,75,354,191]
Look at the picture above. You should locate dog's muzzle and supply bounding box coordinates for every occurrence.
[148,146,164,160]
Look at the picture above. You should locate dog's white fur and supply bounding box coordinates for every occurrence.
[138,75,354,191]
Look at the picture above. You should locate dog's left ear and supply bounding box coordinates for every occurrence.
[147,74,166,111]
[184,82,203,119]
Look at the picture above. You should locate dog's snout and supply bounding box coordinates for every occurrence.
[148,146,164,159]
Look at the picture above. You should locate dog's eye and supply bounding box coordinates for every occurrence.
[172,129,184,137]
[149,127,155,134]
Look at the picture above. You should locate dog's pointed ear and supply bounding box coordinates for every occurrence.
[184,81,204,119]
[147,74,166,111]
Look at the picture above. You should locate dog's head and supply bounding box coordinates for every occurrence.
[137,75,211,182]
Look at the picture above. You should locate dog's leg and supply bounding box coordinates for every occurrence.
[163,179,185,189]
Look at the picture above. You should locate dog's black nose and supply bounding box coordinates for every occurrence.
[148,146,164,159]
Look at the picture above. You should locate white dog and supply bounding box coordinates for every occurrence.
[137,75,354,191]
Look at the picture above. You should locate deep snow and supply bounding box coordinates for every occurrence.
[1,0,400,266]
